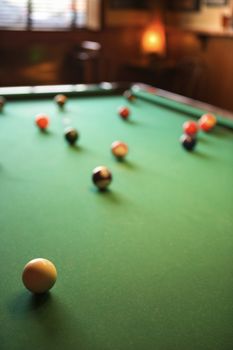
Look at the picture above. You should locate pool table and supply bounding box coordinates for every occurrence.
[0,83,233,350]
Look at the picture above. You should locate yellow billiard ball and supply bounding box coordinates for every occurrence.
[22,258,57,294]
[198,113,217,132]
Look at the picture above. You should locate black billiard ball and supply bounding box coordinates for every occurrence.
[118,106,130,120]
[0,96,5,112]
[64,127,79,145]
[180,134,197,151]
[54,94,67,108]
[92,166,112,190]
[123,90,135,102]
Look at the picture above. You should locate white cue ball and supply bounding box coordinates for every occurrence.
[22,258,57,294]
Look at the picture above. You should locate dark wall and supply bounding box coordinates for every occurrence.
[0,5,233,112]
[165,28,233,112]
[0,27,144,86]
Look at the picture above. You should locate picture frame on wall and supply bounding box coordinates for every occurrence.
[109,0,148,9]
[168,0,200,11]
[205,0,228,5]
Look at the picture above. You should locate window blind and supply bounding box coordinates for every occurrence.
[0,0,87,30]
[0,0,28,29]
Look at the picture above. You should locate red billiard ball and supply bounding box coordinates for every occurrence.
[198,113,217,132]
[118,106,130,120]
[111,141,128,160]
[146,87,157,94]
[22,258,57,294]
[92,166,112,190]
[35,114,49,130]
[183,120,198,136]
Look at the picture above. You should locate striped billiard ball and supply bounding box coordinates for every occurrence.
[123,90,135,102]
[111,141,128,160]
[92,166,112,190]
[54,94,67,108]
[198,113,217,132]
[64,127,79,146]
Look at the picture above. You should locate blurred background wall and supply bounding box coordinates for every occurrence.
[0,0,233,111]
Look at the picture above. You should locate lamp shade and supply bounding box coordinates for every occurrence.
[142,22,166,56]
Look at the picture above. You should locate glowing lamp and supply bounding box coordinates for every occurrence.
[142,23,166,57]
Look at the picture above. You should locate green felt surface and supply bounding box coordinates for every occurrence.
[0,92,233,350]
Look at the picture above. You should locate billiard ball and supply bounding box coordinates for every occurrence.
[0,96,5,112]
[111,141,128,160]
[146,87,157,94]
[183,120,198,136]
[64,127,79,145]
[123,90,135,102]
[54,94,67,108]
[35,114,49,130]
[92,166,112,190]
[180,134,197,151]
[198,113,217,132]
[22,258,57,294]
[118,106,130,120]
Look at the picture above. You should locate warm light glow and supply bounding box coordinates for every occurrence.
[142,23,166,56]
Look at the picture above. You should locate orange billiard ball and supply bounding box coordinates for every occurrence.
[118,106,130,120]
[22,258,57,294]
[198,113,217,132]
[183,120,198,136]
[35,114,49,130]
[111,141,128,160]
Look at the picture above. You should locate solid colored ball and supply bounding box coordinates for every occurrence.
[180,134,197,151]
[22,258,57,294]
[92,166,112,190]
[123,90,135,102]
[64,127,79,145]
[35,114,49,130]
[183,120,198,136]
[54,94,67,108]
[146,86,157,94]
[111,141,128,159]
[118,106,130,120]
[0,96,5,111]
[198,113,217,132]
